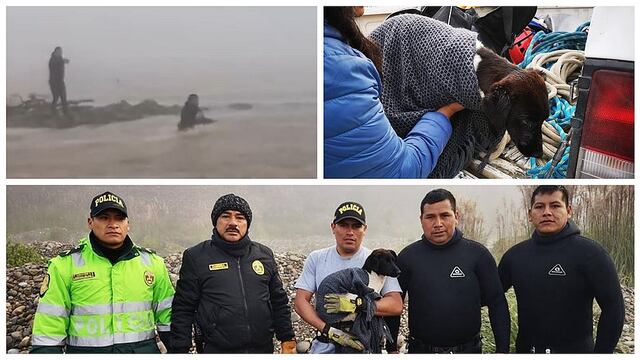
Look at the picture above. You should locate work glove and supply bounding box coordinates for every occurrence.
[281,339,297,354]
[322,324,365,351]
[324,292,366,314]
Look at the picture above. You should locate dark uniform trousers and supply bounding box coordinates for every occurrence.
[408,334,482,354]
[202,341,274,354]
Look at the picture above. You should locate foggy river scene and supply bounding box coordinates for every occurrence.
[6,7,317,178]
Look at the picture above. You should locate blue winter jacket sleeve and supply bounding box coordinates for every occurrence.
[324,24,452,179]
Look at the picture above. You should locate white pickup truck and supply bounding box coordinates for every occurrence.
[355,6,634,179]
[566,6,634,178]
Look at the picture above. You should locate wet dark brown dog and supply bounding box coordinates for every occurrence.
[476,46,548,158]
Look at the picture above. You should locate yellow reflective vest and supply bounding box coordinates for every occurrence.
[31,236,174,352]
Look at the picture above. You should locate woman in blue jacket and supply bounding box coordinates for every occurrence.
[324,7,464,178]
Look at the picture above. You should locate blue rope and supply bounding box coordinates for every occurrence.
[522,23,589,178]
[548,97,575,128]
[527,111,572,178]
[518,22,590,69]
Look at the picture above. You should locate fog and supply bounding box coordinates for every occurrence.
[7,7,316,104]
[6,7,317,178]
[7,185,525,255]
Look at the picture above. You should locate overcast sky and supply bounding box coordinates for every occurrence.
[7,7,316,103]
[7,185,525,253]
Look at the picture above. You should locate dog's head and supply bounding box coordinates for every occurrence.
[482,69,548,158]
[362,249,401,277]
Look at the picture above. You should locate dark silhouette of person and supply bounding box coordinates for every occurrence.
[178,94,214,131]
[49,46,69,115]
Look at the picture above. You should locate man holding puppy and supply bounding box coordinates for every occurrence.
[387,189,510,353]
[294,201,403,353]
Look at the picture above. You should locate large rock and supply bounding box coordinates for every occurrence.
[18,336,30,348]
[7,99,182,129]
[11,306,26,316]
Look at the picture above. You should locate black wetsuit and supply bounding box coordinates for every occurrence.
[178,102,212,130]
[498,220,624,353]
[387,229,510,353]
[48,54,67,113]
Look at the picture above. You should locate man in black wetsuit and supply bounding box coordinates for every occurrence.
[387,189,510,353]
[498,185,624,353]
[178,94,214,131]
[48,46,70,114]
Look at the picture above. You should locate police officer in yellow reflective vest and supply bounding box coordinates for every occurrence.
[30,191,175,353]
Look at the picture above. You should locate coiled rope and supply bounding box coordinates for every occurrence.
[515,23,589,178]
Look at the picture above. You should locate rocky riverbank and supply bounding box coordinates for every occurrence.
[6,242,635,353]
[7,98,181,128]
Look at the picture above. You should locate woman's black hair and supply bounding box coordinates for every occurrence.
[324,7,383,77]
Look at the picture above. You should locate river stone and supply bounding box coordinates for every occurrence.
[12,306,26,315]
[18,336,30,348]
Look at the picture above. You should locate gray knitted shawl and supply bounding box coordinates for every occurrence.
[369,14,502,178]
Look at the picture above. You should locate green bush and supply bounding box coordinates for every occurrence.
[480,289,630,354]
[6,241,45,267]
[481,289,518,353]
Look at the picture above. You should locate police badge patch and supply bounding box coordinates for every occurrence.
[252,260,265,275]
[144,270,155,286]
[39,274,50,297]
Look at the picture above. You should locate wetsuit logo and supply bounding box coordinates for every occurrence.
[548,264,566,276]
[450,266,465,278]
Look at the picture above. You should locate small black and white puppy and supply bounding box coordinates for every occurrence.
[315,249,401,353]
[369,14,549,158]
[316,248,401,324]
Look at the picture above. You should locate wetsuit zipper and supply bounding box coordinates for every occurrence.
[236,258,252,340]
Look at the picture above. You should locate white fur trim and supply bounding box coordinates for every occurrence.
[367,270,386,294]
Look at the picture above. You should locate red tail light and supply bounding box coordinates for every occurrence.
[580,69,634,161]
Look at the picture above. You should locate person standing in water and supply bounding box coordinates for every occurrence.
[178,94,214,131]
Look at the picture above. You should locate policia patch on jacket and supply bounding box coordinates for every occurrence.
[252,260,265,275]
[209,262,229,271]
[144,270,155,286]
[39,274,50,297]
[73,272,96,281]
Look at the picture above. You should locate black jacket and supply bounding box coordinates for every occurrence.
[49,54,65,83]
[178,103,199,130]
[170,238,294,352]
[387,229,510,353]
[498,221,624,353]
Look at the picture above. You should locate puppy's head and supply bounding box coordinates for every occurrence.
[482,69,548,158]
[363,249,401,278]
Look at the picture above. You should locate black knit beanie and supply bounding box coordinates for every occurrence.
[211,194,252,228]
